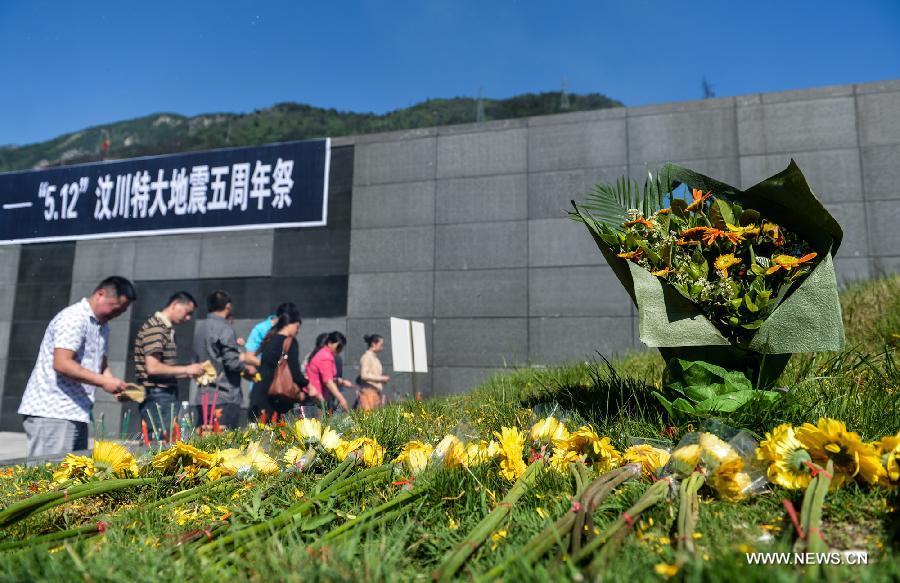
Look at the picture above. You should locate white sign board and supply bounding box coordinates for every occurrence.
[390,317,428,373]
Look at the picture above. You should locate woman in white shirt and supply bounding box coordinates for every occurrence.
[358,334,390,410]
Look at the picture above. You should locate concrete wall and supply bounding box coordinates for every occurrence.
[1,80,898,428]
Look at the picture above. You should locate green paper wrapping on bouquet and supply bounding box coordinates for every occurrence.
[573,161,845,388]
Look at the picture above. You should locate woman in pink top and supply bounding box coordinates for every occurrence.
[306,331,350,412]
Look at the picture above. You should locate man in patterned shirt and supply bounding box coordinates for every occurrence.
[133,291,206,440]
[18,276,137,458]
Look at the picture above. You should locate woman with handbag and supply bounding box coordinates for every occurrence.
[249,305,309,420]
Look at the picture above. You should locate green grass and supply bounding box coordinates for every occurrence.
[0,275,898,582]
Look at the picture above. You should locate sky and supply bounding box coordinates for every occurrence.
[1,0,898,146]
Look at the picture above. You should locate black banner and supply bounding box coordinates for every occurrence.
[0,138,330,244]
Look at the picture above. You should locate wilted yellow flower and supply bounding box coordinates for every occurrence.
[877,432,900,488]
[293,418,323,444]
[92,441,138,477]
[756,423,814,490]
[529,416,569,444]
[548,448,583,473]
[494,427,527,481]
[394,440,434,474]
[53,454,96,483]
[433,435,468,469]
[796,418,884,487]
[152,443,218,475]
[623,444,670,479]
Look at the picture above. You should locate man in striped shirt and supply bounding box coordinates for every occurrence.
[133,291,206,439]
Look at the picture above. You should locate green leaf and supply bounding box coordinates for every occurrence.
[740,209,761,226]
[684,384,718,402]
[743,294,759,313]
[695,390,756,413]
[709,199,735,230]
[671,199,688,218]
[672,398,696,415]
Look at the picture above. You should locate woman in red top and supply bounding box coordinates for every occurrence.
[306,331,350,412]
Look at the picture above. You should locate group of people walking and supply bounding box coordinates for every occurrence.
[18,275,390,458]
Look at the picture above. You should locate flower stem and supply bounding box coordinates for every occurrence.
[433,459,544,583]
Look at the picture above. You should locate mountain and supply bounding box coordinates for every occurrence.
[0,91,622,172]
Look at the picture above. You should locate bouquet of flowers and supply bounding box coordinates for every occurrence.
[572,161,845,412]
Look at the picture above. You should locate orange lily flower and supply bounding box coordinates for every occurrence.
[714,254,741,278]
[656,208,671,215]
[766,253,817,275]
[617,249,644,261]
[677,226,744,247]
[650,266,671,277]
[685,188,713,212]
[624,216,655,229]
[726,223,760,237]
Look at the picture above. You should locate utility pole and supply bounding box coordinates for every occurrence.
[476,86,485,122]
[702,76,716,99]
[560,76,571,111]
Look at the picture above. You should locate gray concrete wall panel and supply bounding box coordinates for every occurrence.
[434,269,527,318]
[528,119,627,172]
[435,221,527,270]
[354,137,436,186]
[436,129,526,179]
[857,91,900,147]
[352,181,435,228]
[133,234,202,281]
[527,166,627,220]
[349,226,434,273]
[529,316,634,364]
[347,272,433,318]
[436,174,527,224]
[865,201,900,257]
[528,219,605,268]
[860,144,900,201]
[737,96,857,155]
[432,318,528,368]
[430,366,497,397]
[529,266,632,317]
[629,106,738,162]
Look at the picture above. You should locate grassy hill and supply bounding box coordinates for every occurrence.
[0,91,622,173]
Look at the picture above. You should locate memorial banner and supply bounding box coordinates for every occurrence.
[0,138,330,244]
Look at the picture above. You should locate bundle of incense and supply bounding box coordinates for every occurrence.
[141,420,150,447]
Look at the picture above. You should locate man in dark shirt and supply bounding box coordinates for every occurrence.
[133,291,205,439]
[192,290,256,429]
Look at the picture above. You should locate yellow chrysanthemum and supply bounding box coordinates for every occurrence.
[92,441,138,477]
[219,442,279,474]
[335,437,385,468]
[152,443,218,475]
[714,253,741,278]
[698,433,740,468]
[394,440,434,474]
[433,435,468,469]
[707,457,752,501]
[283,446,307,465]
[561,427,621,472]
[529,416,569,444]
[320,427,342,451]
[796,418,884,487]
[670,444,702,476]
[548,448,583,473]
[293,418,323,444]
[53,454,96,483]
[465,440,499,467]
[756,423,814,490]
[876,433,900,488]
[622,444,671,479]
[494,427,527,481]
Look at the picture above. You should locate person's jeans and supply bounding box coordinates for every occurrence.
[140,388,178,441]
[22,415,88,461]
